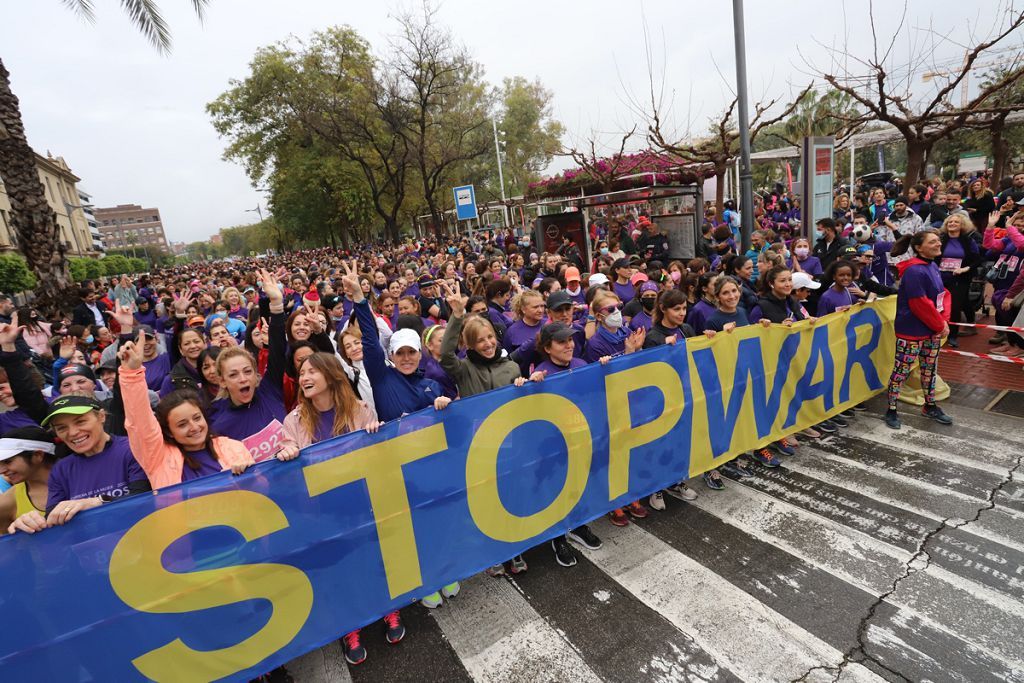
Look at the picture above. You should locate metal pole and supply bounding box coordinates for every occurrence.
[849,141,856,193]
[731,0,755,253]
[492,119,510,228]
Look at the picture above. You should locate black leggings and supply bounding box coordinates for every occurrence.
[946,276,973,339]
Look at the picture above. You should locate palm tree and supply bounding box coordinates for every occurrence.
[0,0,208,314]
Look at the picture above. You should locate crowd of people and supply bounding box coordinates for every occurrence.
[0,167,1021,679]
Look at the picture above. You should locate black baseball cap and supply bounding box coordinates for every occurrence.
[539,322,576,347]
[546,290,573,310]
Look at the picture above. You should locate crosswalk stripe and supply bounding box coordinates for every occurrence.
[637,499,1023,683]
[286,646,353,683]
[731,460,1024,602]
[785,451,1024,551]
[580,519,884,682]
[505,535,740,682]
[845,416,1017,474]
[427,574,605,683]
[689,475,1024,667]
[811,432,1004,503]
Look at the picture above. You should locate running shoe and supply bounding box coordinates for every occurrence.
[648,491,666,511]
[829,414,849,428]
[626,500,649,519]
[989,332,1007,345]
[750,448,781,468]
[551,536,577,567]
[816,420,838,434]
[719,461,747,479]
[568,525,603,550]
[509,555,528,574]
[922,404,953,425]
[884,409,901,430]
[485,564,506,577]
[839,408,855,418]
[420,592,443,609]
[665,482,698,501]
[801,426,822,439]
[852,402,867,411]
[608,508,630,526]
[703,470,725,490]
[733,459,755,477]
[770,440,796,457]
[946,337,959,348]
[441,582,460,598]
[342,630,367,665]
[783,435,801,447]
[384,610,405,644]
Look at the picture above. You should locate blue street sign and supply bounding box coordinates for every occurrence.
[453,185,478,221]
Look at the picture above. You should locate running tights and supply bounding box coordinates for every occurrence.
[887,336,941,410]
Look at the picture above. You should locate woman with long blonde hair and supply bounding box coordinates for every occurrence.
[938,212,981,347]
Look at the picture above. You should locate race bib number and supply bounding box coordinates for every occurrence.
[939,257,962,272]
[242,420,284,462]
[936,292,945,313]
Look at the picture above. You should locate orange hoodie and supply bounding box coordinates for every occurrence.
[120,366,254,488]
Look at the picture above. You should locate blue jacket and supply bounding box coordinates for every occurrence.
[354,300,441,422]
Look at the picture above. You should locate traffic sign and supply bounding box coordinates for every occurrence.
[453,185,478,221]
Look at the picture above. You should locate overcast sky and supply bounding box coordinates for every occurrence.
[3,0,1008,243]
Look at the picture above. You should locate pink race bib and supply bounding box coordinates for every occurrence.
[242,420,285,462]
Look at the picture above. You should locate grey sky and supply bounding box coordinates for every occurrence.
[2,0,1002,243]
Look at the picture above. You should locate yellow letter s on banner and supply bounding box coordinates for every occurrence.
[109,491,313,682]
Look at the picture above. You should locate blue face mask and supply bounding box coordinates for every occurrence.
[84,335,94,344]
[600,247,609,255]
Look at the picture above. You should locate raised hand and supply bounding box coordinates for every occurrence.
[447,292,467,317]
[58,334,77,360]
[117,331,145,370]
[0,312,24,350]
[173,293,193,316]
[107,302,135,332]
[624,326,646,354]
[339,260,363,302]
[258,268,284,306]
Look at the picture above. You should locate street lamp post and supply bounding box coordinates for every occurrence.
[492,119,511,228]
[732,0,756,253]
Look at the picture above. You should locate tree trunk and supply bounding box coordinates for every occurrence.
[0,58,71,315]
[714,164,726,217]
[991,116,1009,181]
[904,138,929,184]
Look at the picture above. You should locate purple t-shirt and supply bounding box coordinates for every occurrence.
[421,355,457,399]
[687,299,716,334]
[612,281,635,304]
[0,407,38,432]
[181,448,222,482]
[503,320,544,352]
[210,380,286,442]
[817,286,854,316]
[584,326,628,362]
[143,353,172,392]
[315,407,337,443]
[534,358,587,375]
[46,435,147,510]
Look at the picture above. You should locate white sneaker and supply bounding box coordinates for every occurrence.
[420,591,443,609]
[648,491,666,511]
[665,482,698,501]
[441,581,460,598]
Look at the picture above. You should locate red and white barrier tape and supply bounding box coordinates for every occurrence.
[947,322,1024,333]
[941,348,1024,365]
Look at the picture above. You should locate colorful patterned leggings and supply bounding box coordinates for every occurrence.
[887,336,941,410]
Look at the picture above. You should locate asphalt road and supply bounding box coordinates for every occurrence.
[287,392,1024,683]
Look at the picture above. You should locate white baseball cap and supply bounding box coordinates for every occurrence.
[389,328,422,354]
[587,272,610,287]
[791,272,821,290]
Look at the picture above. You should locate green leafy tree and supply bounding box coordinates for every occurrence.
[0,0,207,314]
[0,254,36,294]
[101,254,131,277]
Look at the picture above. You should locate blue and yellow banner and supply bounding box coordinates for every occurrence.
[0,299,896,681]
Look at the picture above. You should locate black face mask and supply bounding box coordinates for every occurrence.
[641,297,657,312]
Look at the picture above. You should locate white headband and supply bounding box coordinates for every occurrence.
[0,438,56,461]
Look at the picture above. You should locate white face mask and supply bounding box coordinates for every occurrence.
[604,309,624,329]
